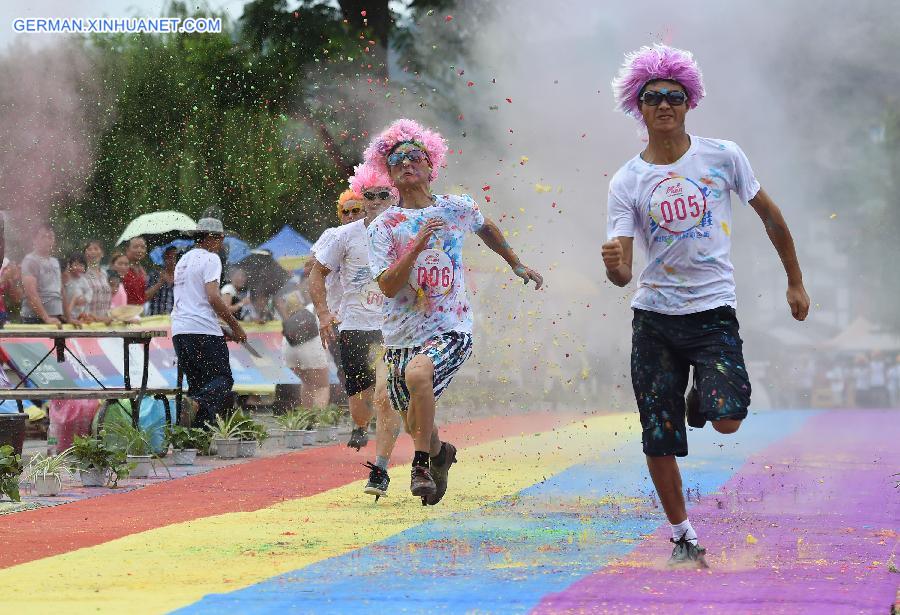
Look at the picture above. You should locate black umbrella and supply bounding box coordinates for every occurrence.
[240,250,291,299]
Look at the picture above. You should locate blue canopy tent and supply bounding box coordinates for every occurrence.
[149,236,251,266]
[256,225,314,273]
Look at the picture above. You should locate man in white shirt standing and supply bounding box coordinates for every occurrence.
[310,164,403,500]
[171,217,247,428]
[602,45,810,568]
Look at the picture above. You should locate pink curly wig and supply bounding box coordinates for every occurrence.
[348,163,397,197]
[612,44,705,124]
[362,118,448,183]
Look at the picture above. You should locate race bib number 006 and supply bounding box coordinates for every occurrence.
[648,176,707,234]
[410,249,454,297]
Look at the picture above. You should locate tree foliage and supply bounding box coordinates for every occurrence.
[49,0,456,251]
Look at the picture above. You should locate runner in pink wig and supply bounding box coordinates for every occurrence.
[349,163,398,200]
[362,119,447,183]
[603,44,810,569]
[363,120,543,506]
[612,44,706,124]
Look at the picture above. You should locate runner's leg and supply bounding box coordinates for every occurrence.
[404,354,436,454]
[647,456,687,524]
[348,391,374,429]
[297,367,330,408]
[374,356,402,460]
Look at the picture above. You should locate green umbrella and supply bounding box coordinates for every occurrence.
[117,211,197,245]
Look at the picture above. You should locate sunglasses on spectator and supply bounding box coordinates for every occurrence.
[639,89,687,106]
[387,149,429,167]
[341,206,362,216]
[364,190,392,201]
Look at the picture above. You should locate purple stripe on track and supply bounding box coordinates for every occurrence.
[533,409,900,615]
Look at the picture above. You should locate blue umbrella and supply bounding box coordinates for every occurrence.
[149,237,251,266]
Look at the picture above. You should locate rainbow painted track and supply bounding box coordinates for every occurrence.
[1,409,897,614]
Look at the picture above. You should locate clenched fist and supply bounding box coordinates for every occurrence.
[601,238,624,271]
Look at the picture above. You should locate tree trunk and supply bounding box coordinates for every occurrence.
[338,0,390,81]
[294,109,357,178]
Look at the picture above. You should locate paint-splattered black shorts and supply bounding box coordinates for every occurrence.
[631,306,750,457]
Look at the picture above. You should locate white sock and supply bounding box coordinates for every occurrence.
[671,519,698,545]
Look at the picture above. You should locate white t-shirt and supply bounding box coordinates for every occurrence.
[64,275,93,319]
[607,136,761,315]
[171,248,223,336]
[367,194,485,348]
[312,228,343,315]
[316,219,384,332]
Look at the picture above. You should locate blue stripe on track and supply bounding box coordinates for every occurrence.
[175,410,814,614]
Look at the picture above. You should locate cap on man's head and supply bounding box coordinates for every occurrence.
[195,217,225,235]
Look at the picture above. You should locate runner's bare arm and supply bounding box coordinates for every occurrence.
[308,259,332,318]
[602,236,633,287]
[475,218,543,289]
[749,188,810,321]
[308,259,338,349]
[377,218,444,297]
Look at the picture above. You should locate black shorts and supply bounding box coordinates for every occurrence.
[632,306,751,457]
[339,329,384,396]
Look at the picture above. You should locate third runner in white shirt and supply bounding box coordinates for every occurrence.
[309,164,404,500]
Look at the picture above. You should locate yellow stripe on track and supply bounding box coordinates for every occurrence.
[0,414,636,614]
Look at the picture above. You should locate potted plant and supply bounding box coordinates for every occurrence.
[70,434,130,487]
[241,420,269,457]
[316,405,343,443]
[206,412,248,459]
[0,444,23,502]
[164,425,209,465]
[300,409,319,445]
[25,449,73,496]
[229,410,267,457]
[276,408,316,449]
[105,422,157,478]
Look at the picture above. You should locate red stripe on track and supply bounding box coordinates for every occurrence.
[0,412,573,569]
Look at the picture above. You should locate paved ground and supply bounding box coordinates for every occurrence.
[0,409,897,614]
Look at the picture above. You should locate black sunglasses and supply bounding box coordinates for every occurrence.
[640,89,687,106]
[387,149,429,167]
[341,206,362,216]
[364,190,392,201]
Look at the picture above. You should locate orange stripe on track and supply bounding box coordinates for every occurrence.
[0,411,574,569]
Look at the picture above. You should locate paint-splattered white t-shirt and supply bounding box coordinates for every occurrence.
[607,136,760,315]
[367,194,485,348]
[316,219,384,332]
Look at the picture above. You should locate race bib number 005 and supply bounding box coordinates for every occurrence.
[410,249,454,297]
[648,176,707,234]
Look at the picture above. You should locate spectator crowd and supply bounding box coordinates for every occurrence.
[0,224,279,328]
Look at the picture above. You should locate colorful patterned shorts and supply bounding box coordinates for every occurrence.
[383,331,473,415]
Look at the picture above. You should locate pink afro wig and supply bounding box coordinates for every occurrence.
[349,163,398,198]
[362,118,448,183]
[612,44,705,124]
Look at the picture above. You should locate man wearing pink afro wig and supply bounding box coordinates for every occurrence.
[309,163,404,500]
[603,44,810,568]
[364,119,543,505]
